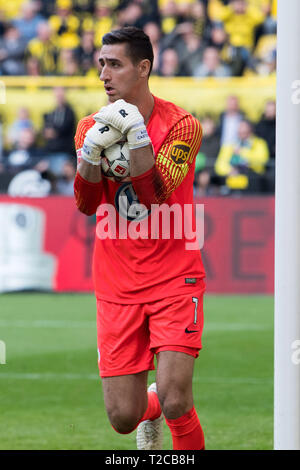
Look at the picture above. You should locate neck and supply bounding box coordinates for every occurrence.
[139,93,155,125]
[127,86,154,125]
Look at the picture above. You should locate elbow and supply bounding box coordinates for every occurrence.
[131,165,169,210]
[77,205,96,216]
[73,172,102,216]
[74,195,97,216]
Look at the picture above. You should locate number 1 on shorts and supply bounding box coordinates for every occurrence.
[192,297,198,325]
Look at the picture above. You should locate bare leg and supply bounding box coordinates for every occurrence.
[156,351,195,419]
[102,370,149,433]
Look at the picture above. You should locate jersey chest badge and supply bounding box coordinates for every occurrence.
[115,183,151,221]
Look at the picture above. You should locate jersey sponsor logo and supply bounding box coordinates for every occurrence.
[115,183,151,221]
[170,141,191,164]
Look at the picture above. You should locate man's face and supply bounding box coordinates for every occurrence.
[232,0,247,14]
[226,95,239,113]
[99,43,141,103]
[238,121,251,140]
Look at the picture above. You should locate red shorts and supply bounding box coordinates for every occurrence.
[96,282,205,377]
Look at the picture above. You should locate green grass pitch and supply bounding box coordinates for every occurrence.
[0,293,273,450]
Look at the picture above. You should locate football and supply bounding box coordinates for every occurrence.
[101,140,130,182]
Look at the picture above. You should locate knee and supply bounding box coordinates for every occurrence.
[158,385,192,420]
[106,404,142,434]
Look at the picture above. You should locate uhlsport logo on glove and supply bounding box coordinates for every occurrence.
[98,125,110,134]
[119,109,129,118]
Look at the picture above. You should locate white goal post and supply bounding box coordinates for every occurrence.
[274,0,300,450]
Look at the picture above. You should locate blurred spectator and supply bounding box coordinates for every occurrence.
[0,115,3,165]
[253,47,275,76]
[159,0,204,33]
[161,21,207,76]
[84,0,116,48]
[209,0,265,75]
[193,45,231,77]
[255,99,275,159]
[34,158,57,193]
[219,95,244,146]
[13,1,45,44]
[0,10,5,38]
[137,0,160,25]
[0,24,26,75]
[6,127,41,173]
[209,0,265,50]
[258,0,277,35]
[214,119,269,192]
[243,32,276,76]
[7,107,34,147]
[0,0,26,22]
[194,169,212,198]
[26,55,41,75]
[159,0,177,34]
[190,1,207,36]
[199,115,220,164]
[159,47,181,77]
[85,48,101,77]
[57,48,79,75]
[36,0,57,19]
[59,52,80,75]
[207,23,228,50]
[42,86,76,173]
[72,0,95,17]
[117,1,145,29]
[175,22,206,76]
[56,159,76,195]
[26,21,57,74]
[143,21,161,75]
[74,30,96,75]
[48,0,80,50]
[7,166,53,197]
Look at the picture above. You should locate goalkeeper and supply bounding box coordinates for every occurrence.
[74,27,206,451]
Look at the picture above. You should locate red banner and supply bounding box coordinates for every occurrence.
[0,196,274,294]
[200,197,274,293]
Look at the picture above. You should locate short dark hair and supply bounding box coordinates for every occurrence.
[102,27,154,76]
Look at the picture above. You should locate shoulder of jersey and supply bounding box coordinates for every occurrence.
[75,112,97,149]
[77,112,97,132]
[153,95,194,123]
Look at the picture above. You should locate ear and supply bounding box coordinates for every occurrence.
[139,59,151,78]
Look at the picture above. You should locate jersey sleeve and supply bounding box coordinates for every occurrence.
[131,115,202,208]
[154,114,203,202]
[74,114,96,163]
[73,114,103,215]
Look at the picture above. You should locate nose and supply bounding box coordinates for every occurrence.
[99,64,110,82]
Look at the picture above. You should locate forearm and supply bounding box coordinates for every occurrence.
[130,144,155,177]
[78,159,102,183]
[130,146,167,209]
[73,115,125,215]
[74,160,103,215]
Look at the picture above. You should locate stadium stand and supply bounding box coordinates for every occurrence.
[0,0,277,195]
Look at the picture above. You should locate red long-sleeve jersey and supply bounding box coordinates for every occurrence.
[74,95,205,303]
